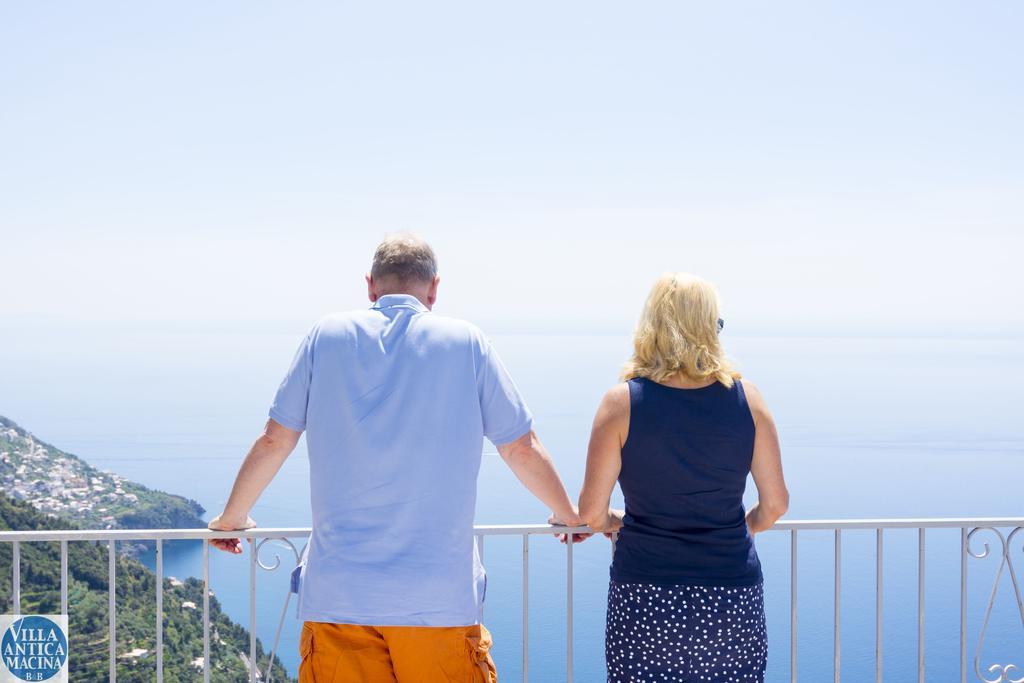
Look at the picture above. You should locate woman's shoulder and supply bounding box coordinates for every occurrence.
[736,377,761,399]
[603,381,632,409]
[594,382,632,442]
[737,378,772,422]
[595,382,632,424]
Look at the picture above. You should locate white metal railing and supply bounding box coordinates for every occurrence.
[3,518,1024,682]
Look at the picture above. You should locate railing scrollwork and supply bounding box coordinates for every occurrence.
[255,537,302,572]
[253,536,307,683]
[968,526,1024,683]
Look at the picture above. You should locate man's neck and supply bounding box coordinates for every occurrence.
[375,291,432,309]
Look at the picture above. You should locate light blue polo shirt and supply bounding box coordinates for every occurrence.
[270,294,533,626]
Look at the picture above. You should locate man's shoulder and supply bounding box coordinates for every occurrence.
[296,311,381,348]
[415,314,489,349]
[422,313,483,335]
[309,310,372,333]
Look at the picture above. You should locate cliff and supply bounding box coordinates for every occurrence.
[0,415,206,533]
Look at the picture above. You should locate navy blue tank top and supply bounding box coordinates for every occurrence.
[610,377,762,586]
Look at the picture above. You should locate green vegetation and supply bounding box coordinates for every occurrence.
[0,417,295,680]
[0,494,294,682]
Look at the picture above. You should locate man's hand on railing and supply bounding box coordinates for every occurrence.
[207,513,256,554]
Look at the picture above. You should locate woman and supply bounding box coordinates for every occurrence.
[579,272,789,682]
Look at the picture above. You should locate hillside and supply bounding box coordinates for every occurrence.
[0,493,293,682]
[0,415,205,532]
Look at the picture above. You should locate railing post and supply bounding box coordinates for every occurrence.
[918,528,925,683]
[522,534,529,683]
[12,541,20,616]
[60,539,68,615]
[566,538,573,683]
[834,529,841,683]
[156,538,164,683]
[109,539,116,683]
[876,529,883,683]
[791,529,797,683]
[960,527,967,683]
[250,538,257,683]
[203,539,211,683]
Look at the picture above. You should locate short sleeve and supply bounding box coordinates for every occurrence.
[269,331,314,432]
[477,341,533,445]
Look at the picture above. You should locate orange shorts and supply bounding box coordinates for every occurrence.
[298,621,498,683]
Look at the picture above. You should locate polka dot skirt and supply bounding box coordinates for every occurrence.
[605,580,767,682]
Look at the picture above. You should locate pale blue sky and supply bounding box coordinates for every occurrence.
[2,2,1022,335]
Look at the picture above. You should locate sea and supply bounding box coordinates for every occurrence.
[1,325,1022,681]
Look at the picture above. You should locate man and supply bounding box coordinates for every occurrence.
[208,234,582,682]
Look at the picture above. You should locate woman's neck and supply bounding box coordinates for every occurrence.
[659,374,716,390]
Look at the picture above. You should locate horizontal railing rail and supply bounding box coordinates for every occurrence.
[6,516,1024,542]
[3,518,1023,682]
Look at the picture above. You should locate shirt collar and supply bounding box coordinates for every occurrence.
[371,294,429,313]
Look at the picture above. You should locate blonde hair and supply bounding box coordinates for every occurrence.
[621,272,739,388]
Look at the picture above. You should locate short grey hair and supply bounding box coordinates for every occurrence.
[370,233,438,285]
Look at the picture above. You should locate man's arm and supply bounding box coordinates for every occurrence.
[208,418,302,553]
[496,430,581,527]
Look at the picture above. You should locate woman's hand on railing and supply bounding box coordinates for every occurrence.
[601,509,625,539]
[548,508,593,544]
[578,507,624,540]
[207,513,256,554]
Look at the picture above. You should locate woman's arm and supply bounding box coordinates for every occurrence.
[743,380,789,534]
[578,383,630,533]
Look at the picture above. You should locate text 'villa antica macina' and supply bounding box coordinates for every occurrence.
[3,628,67,671]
